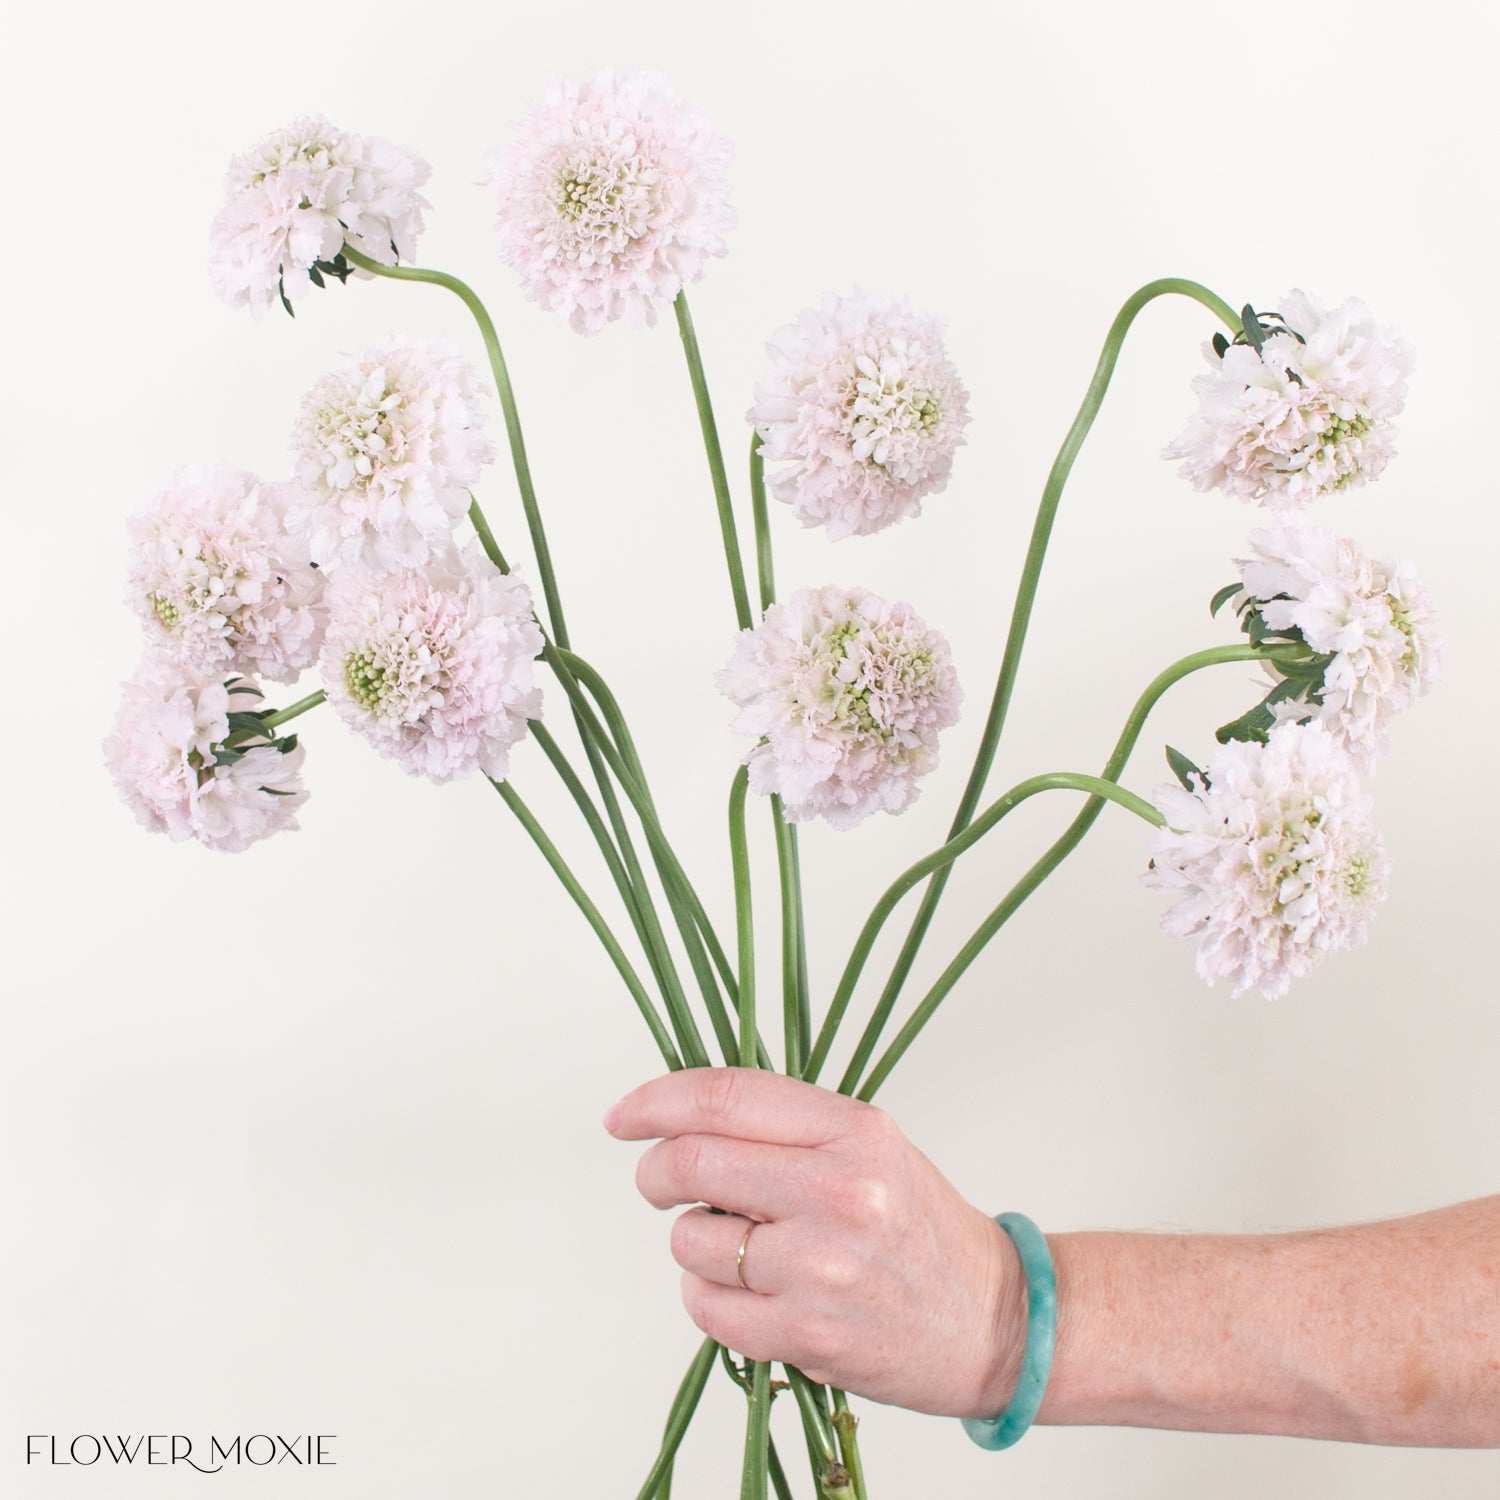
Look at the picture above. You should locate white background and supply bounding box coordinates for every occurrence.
[4,0,1497,1494]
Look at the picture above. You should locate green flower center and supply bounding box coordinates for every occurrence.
[150,593,180,628]
[343,651,390,713]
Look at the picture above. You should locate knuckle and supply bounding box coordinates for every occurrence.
[831,1172,895,1227]
[666,1133,707,1192]
[699,1067,744,1126]
[814,1247,864,1295]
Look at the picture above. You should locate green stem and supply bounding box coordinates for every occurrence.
[740,1359,773,1500]
[767,1437,793,1500]
[635,1337,718,1500]
[488,778,680,1072]
[772,803,806,1076]
[786,1368,838,1468]
[830,1395,867,1500]
[259,690,325,731]
[749,432,775,615]
[867,280,1240,1046]
[341,246,570,647]
[473,507,697,1061]
[552,649,778,1071]
[556,649,750,1066]
[675,291,753,632]
[806,772,1163,1091]
[854,642,1292,1102]
[729,767,757,1069]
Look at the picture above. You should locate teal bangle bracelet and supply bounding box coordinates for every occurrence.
[961,1212,1057,1451]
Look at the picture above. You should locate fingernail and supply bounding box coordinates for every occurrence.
[603,1101,622,1134]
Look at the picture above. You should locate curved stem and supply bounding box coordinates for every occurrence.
[729,767,757,1069]
[854,644,1306,1102]
[341,246,570,647]
[868,280,1241,1043]
[805,771,1163,1089]
[489,778,681,1072]
[675,291,753,632]
[832,641,1290,1094]
[259,690,325,731]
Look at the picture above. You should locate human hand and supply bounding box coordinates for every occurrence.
[605,1067,1027,1419]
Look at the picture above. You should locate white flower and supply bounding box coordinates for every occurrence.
[1237,524,1441,767]
[210,115,430,318]
[749,291,971,540]
[288,336,495,574]
[126,464,324,685]
[1144,723,1388,999]
[1164,291,1413,509]
[320,542,543,783]
[483,68,735,334]
[718,586,961,829]
[105,656,307,853]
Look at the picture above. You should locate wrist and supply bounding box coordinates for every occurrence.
[966,1210,1031,1421]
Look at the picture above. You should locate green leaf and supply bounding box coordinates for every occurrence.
[1211,331,1230,359]
[258,786,298,797]
[1165,744,1204,791]
[276,734,299,755]
[1209,581,1243,618]
[1215,702,1275,745]
[278,275,295,319]
[1241,303,1267,354]
[225,711,270,738]
[308,263,325,289]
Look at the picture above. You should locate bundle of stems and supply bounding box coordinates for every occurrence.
[269,257,1288,1496]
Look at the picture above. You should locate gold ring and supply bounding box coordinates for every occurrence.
[736,1220,756,1291]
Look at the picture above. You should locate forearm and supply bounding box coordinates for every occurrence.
[984,1195,1500,1445]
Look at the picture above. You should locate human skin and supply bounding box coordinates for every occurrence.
[607,1067,1500,1446]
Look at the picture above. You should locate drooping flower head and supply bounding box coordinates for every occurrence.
[320,542,543,783]
[210,115,430,319]
[127,464,324,684]
[749,291,971,540]
[1144,723,1388,999]
[718,586,961,829]
[105,656,307,853]
[288,336,495,574]
[483,69,735,334]
[1233,523,1441,768]
[1164,291,1413,509]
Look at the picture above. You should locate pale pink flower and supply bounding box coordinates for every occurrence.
[750,292,970,539]
[320,542,542,783]
[1164,291,1413,509]
[105,655,307,853]
[127,464,324,685]
[288,336,495,574]
[718,586,961,829]
[210,115,430,318]
[1144,723,1388,999]
[1237,524,1441,768]
[483,69,735,334]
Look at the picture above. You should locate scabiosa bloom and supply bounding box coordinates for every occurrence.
[288,336,495,574]
[210,115,430,318]
[1144,723,1388,999]
[320,542,542,783]
[1164,290,1413,509]
[718,586,961,829]
[127,464,324,685]
[1237,524,1441,767]
[105,656,307,853]
[749,292,970,540]
[483,69,735,334]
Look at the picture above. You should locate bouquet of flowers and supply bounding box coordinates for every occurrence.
[106,71,1438,1496]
